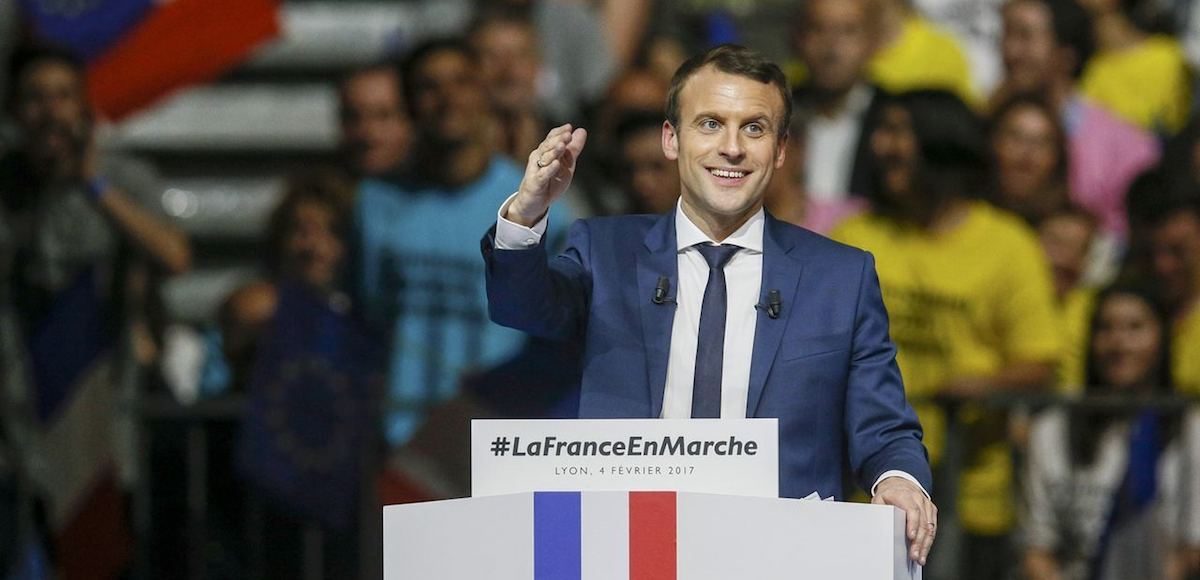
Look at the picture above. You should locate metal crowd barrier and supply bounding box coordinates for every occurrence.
[5,390,1191,579]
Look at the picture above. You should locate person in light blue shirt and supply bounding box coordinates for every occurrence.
[352,37,571,446]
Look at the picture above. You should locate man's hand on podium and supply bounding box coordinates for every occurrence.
[872,476,937,565]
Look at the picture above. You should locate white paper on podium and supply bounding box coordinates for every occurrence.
[471,418,778,497]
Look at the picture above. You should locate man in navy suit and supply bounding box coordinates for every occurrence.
[481,45,937,564]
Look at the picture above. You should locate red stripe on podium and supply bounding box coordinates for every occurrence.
[629,492,676,580]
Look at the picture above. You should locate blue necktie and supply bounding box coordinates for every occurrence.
[692,244,740,418]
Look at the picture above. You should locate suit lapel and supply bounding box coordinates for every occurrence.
[636,212,678,418]
[746,213,804,417]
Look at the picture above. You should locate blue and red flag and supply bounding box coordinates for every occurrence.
[18,0,280,120]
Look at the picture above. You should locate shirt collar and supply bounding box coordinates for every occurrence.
[675,200,765,253]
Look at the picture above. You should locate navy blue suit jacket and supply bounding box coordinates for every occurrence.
[481,210,931,499]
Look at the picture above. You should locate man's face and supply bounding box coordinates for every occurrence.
[663,67,787,229]
[409,49,488,145]
[1039,213,1093,298]
[1092,293,1163,390]
[339,69,411,177]
[992,103,1060,201]
[798,0,874,94]
[14,59,90,173]
[473,21,541,113]
[621,125,680,214]
[1001,1,1059,94]
[282,200,345,289]
[1150,211,1200,308]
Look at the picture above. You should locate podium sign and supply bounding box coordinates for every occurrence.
[471,419,779,497]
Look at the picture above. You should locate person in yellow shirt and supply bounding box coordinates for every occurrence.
[869,0,977,105]
[1139,191,1200,393]
[833,89,1061,580]
[1077,0,1191,133]
[1037,205,1101,391]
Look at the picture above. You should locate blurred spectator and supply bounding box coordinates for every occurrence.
[224,169,376,579]
[764,111,868,233]
[351,37,570,450]
[1136,187,1200,394]
[338,62,412,180]
[469,8,546,162]
[832,90,1060,579]
[1177,0,1200,71]
[913,0,1007,95]
[868,0,978,105]
[995,0,1161,282]
[1164,115,1200,190]
[584,66,669,215]
[613,110,678,214]
[989,94,1071,225]
[1077,0,1191,134]
[764,112,809,228]
[478,0,616,122]
[1039,205,1100,390]
[222,170,359,390]
[0,43,190,580]
[590,66,670,157]
[790,0,886,202]
[597,0,654,72]
[1022,284,1199,580]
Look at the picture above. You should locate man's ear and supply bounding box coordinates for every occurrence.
[662,121,679,161]
[774,132,788,169]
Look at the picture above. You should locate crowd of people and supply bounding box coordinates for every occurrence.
[2,0,1200,578]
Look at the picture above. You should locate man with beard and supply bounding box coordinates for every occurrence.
[0,43,190,578]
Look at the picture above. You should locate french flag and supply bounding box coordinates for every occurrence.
[535,491,677,580]
[24,268,129,580]
[18,0,280,120]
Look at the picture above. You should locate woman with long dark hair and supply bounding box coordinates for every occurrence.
[1023,284,1199,579]
[833,89,1063,580]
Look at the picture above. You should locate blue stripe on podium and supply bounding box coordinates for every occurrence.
[534,491,581,580]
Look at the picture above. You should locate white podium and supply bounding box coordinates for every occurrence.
[383,490,919,579]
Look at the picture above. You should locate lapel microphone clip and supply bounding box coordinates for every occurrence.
[651,276,676,305]
[755,289,783,319]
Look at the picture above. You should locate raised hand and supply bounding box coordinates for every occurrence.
[506,124,587,226]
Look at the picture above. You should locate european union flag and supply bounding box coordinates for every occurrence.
[236,282,383,530]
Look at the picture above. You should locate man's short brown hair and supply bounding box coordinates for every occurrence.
[664,44,792,139]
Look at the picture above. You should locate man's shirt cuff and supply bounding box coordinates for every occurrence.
[871,470,930,498]
[495,192,548,250]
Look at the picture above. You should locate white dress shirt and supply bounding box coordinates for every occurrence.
[494,195,924,496]
[661,203,762,419]
[804,83,874,202]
